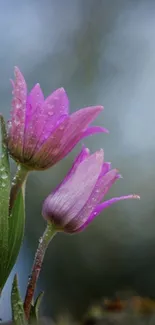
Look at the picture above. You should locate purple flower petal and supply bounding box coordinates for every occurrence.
[37,87,69,144]
[32,116,69,168]
[23,87,69,160]
[8,67,27,157]
[68,168,119,231]
[53,146,90,193]
[42,149,104,227]
[100,162,111,176]
[34,106,104,168]
[25,84,44,128]
[54,106,104,155]
[76,195,140,232]
[23,83,44,158]
[61,146,90,185]
[82,125,109,138]
[95,194,141,213]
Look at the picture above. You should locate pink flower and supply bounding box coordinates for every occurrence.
[42,147,140,233]
[7,67,108,170]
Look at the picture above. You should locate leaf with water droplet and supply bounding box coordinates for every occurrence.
[6,186,25,281]
[11,274,27,325]
[0,115,11,291]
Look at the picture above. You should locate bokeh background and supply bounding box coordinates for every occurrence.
[0,0,155,321]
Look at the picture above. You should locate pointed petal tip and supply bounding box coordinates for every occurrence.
[14,66,21,75]
[108,169,122,180]
[55,87,67,95]
[104,127,109,134]
[113,168,123,177]
[91,105,104,113]
[95,126,109,134]
[131,194,140,200]
[118,194,140,200]
[95,148,104,162]
[80,144,90,156]
[97,105,104,111]
[59,87,66,92]
[31,83,42,92]
[106,162,112,169]
[82,105,104,115]
[93,193,141,216]
[10,79,14,88]
[13,66,26,86]
[113,168,120,175]
[99,148,104,153]
[81,125,109,140]
[85,147,90,154]
[30,82,40,89]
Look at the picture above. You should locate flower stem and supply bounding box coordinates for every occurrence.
[24,222,56,320]
[9,164,29,212]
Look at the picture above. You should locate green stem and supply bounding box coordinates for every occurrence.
[23,223,56,320]
[9,164,29,212]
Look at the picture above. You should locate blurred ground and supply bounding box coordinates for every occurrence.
[0,0,155,321]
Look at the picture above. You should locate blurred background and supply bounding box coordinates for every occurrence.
[0,0,155,321]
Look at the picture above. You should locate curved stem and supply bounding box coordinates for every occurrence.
[9,164,29,212]
[24,223,56,320]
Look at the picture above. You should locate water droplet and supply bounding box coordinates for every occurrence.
[0,154,5,160]
[35,266,41,272]
[59,125,64,130]
[16,103,21,109]
[39,237,43,244]
[48,111,54,116]
[17,301,22,306]
[1,173,8,180]
[7,121,12,129]
[52,148,59,155]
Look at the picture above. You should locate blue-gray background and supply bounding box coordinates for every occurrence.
[0,0,155,321]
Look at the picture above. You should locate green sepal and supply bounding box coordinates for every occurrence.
[0,115,11,291]
[30,291,44,322]
[11,274,27,325]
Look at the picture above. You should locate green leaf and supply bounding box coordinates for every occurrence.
[0,117,25,292]
[6,187,25,278]
[0,117,26,293]
[30,291,44,322]
[11,274,27,325]
[0,115,11,291]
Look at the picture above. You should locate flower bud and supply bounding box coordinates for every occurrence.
[42,147,140,233]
